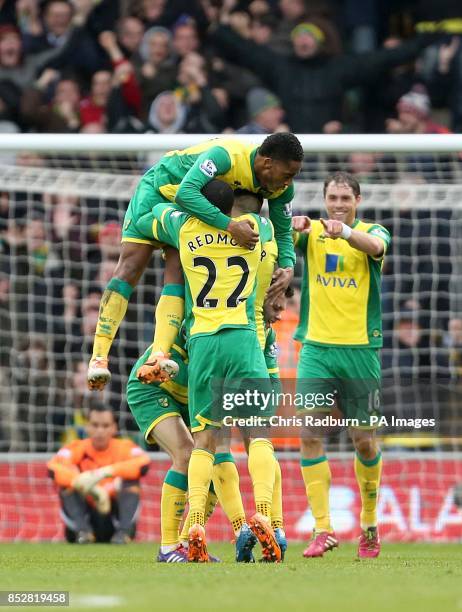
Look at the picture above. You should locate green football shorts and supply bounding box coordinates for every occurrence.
[126,352,189,444]
[296,343,382,427]
[187,328,271,432]
[122,175,167,247]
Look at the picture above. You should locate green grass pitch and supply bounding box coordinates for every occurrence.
[1,543,461,611]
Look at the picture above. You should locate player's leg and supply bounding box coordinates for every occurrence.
[127,364,193,560]
[111,479,141,544]
[187,428,217,562]
[152,415,193,562]
[187,335,223,562]
[59,487,95,544]
[88,241,154,389]
[340,347,382,558]
[213,436,258,562]
[137,247,184,384]
[350,427,382,558]
[226,328,282,561]
[297,344,338,558]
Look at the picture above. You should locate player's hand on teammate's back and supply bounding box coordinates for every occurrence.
[292,215,312,234]
[266,267,294,299]
[320,218,343,239]
[228,219,259,249]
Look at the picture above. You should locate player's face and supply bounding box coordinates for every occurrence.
[258,159,301,194]
[87,411,117,450]
[264,293,288,324]
[324,181,360,225]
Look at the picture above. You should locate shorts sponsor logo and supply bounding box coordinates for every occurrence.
[199,159,217,178]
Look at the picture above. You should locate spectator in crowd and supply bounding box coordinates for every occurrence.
[444,317,462,379]
[146,89,187,133]
[171,19,200,60]
[0,78,21,131]
[12,335,55,449]
[47,404,150,544]
[382,305,429,376]
[174,51,227,132]
[20,69,81,132]
[386,86,451,134]
[236,86,287,134]
[362,36,426,133]
[137,26,176,117]
[79,70,112,130]
[116,16,144,61]
[209,9,443,132]
[21,0,75,54]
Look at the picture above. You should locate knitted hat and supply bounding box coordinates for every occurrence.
[290,22,325,43]
[247,87,281,118]
[397,89,430,118]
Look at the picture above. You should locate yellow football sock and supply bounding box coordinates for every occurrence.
[187,448,214,527]
[161,470,188,548]
[180,486,218,543]
[151,284,184,356]
[248,439,275,520]
[300,456,332,533]
[91,278,133,360]
[213,453,246,534]
[271,457,283,530]
[354,451,382,530]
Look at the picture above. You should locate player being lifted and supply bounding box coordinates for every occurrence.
[87,133,303,390]
[292,172,391,559]
[151,183,282,563]
[127,184,286,563]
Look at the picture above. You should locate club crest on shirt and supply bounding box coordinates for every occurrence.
[199,159,217,178]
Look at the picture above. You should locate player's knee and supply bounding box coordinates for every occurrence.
[163,247,183,284]
[172,446,193,473]
[354,436,377,460]
[113,259,140,286]
[301,436,324,456]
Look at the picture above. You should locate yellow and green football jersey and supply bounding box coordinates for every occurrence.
[294,219,391,347]
[254,221,278,349]
[152,204,273,339]
[129,137,295,268]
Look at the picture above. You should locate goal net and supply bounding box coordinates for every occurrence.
[0,134,461,542]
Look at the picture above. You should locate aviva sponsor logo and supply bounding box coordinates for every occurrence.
[317,253,357,288]
[325,253,344,273]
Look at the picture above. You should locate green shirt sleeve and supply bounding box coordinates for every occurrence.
[175,146,232,231]
[293,230,308,251]
[152,203,188,248]
[268,184,296,268]
[253,214,274,243]
[367,224,391,260]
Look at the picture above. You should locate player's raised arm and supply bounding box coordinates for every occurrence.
[319,219,391,258]
[175,146,258,249]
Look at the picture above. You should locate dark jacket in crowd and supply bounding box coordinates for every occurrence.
[210,25,440,132]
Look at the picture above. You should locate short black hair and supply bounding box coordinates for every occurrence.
[259,133,304,162]
[233,189,263,214]
[87,402,117,423]
[323,171,360,198]
[201,179,234,215]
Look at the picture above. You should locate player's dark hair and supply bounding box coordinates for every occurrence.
[87,401,117,423]
[323,171,360,198]
[233,189,263,214]
[259,133,304,162]
[201,179,234,215]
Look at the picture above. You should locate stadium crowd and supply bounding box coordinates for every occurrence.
[0,0,461,135]
[0,0,461,451]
